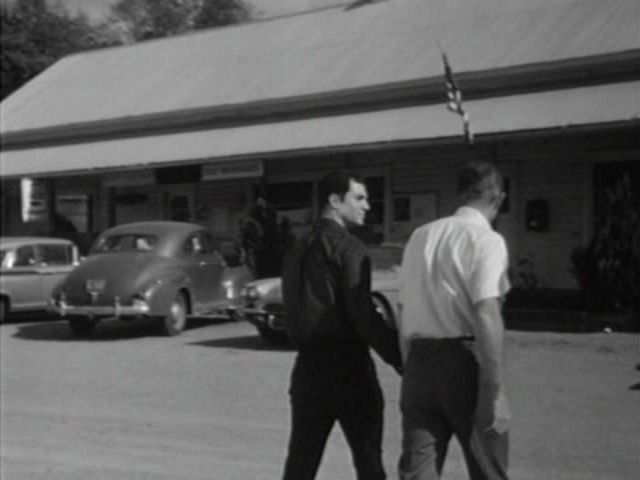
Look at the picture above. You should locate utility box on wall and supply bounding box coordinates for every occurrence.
[525,198,549,232]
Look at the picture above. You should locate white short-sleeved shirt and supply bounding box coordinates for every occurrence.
[398,206,511,351]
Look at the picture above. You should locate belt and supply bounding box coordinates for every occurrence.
[412,336,474,342]
[410,336,475,348]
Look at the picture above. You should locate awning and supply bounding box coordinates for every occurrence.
[1,81,638,178]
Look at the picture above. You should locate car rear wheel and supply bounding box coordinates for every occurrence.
[68,317,97,337]
[159,292,187,336]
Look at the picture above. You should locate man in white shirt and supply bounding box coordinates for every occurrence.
[397,161,511,480]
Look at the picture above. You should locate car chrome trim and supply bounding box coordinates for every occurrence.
[53,298,150,317]
[238,307,286,331]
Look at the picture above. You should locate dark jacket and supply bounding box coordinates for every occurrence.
[282,218,402,370]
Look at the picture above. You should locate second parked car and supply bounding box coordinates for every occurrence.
[50,221,254,337]
[1,236,79,321]
[238,244,402,344]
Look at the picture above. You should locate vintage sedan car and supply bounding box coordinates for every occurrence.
[50,221,254,337]
[0,237,80,321]
[238,244,402,344]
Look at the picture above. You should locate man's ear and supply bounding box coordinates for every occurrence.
[328,193,341,209]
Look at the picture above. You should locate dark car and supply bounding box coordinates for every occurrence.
[238,244,402,344]
[0,237,80,321]
[50,221,254,337]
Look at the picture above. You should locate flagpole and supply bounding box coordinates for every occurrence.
[435,42,474,145]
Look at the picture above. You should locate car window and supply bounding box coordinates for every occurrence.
[0,249,15,268]
[212,237,243,266]
[199,233,215,254]
[14,246,36,267]
[93,234,158,253]
[38,244,72,265]
[184,232,213,256]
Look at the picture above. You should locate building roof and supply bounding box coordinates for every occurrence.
[2,80,638,178]
[1,0,638,134]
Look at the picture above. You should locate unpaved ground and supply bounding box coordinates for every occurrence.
[0,315,638,479]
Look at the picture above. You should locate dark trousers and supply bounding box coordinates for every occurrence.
[399,338,509,480]
[282,348,386,480]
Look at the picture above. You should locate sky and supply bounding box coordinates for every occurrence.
[53,0,346,22]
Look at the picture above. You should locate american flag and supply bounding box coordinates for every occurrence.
[442,52,473,144]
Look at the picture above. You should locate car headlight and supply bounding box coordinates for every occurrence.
[241,285,260,301]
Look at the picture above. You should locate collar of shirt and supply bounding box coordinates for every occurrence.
[454,206,491,229]
[318,217,346,232]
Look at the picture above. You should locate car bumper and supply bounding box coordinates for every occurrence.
[52,298,150,318]
[238,307,285,331]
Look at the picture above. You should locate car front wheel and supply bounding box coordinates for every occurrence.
[68,317,97,337]
[159,292,187,336]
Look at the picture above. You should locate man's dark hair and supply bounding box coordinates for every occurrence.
[317,170,364,208]
[457,161,503,204]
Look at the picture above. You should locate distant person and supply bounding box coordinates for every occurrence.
[281,170,402,480]
[397,161,511,479]
[241,196,281,277]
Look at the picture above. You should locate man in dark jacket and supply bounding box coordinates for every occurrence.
[281,170,402,480]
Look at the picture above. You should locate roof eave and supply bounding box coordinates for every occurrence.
[2,49,639,150]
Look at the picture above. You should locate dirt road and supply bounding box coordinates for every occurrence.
[1,316,637,479]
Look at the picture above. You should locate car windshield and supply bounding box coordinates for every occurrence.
[92,234,158,253]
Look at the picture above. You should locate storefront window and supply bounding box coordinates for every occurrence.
[263,182,313,232]
[112,187,160,225]
[55,194,92,233]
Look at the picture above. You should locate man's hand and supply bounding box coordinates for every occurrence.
[472,297,509,434]
[475,383,510,435]
[488,389,511,434]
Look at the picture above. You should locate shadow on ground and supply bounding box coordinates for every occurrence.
[11,316,231,342]
[190,334,294,352]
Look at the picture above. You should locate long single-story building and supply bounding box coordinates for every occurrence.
[1,0,639,289]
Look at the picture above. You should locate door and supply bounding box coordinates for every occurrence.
[166,186,194,222]
[183,231,225,313]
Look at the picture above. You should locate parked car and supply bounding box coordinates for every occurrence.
[238,244,402,344]
[50,221,254,337]
[0,237,80,321]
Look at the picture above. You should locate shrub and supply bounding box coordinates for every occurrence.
[570,173,640,313]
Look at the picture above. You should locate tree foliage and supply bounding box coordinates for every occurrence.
[1,0,251,101]
[1,0,119,100]
[570,172,640,313]
[109,0,250,42]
